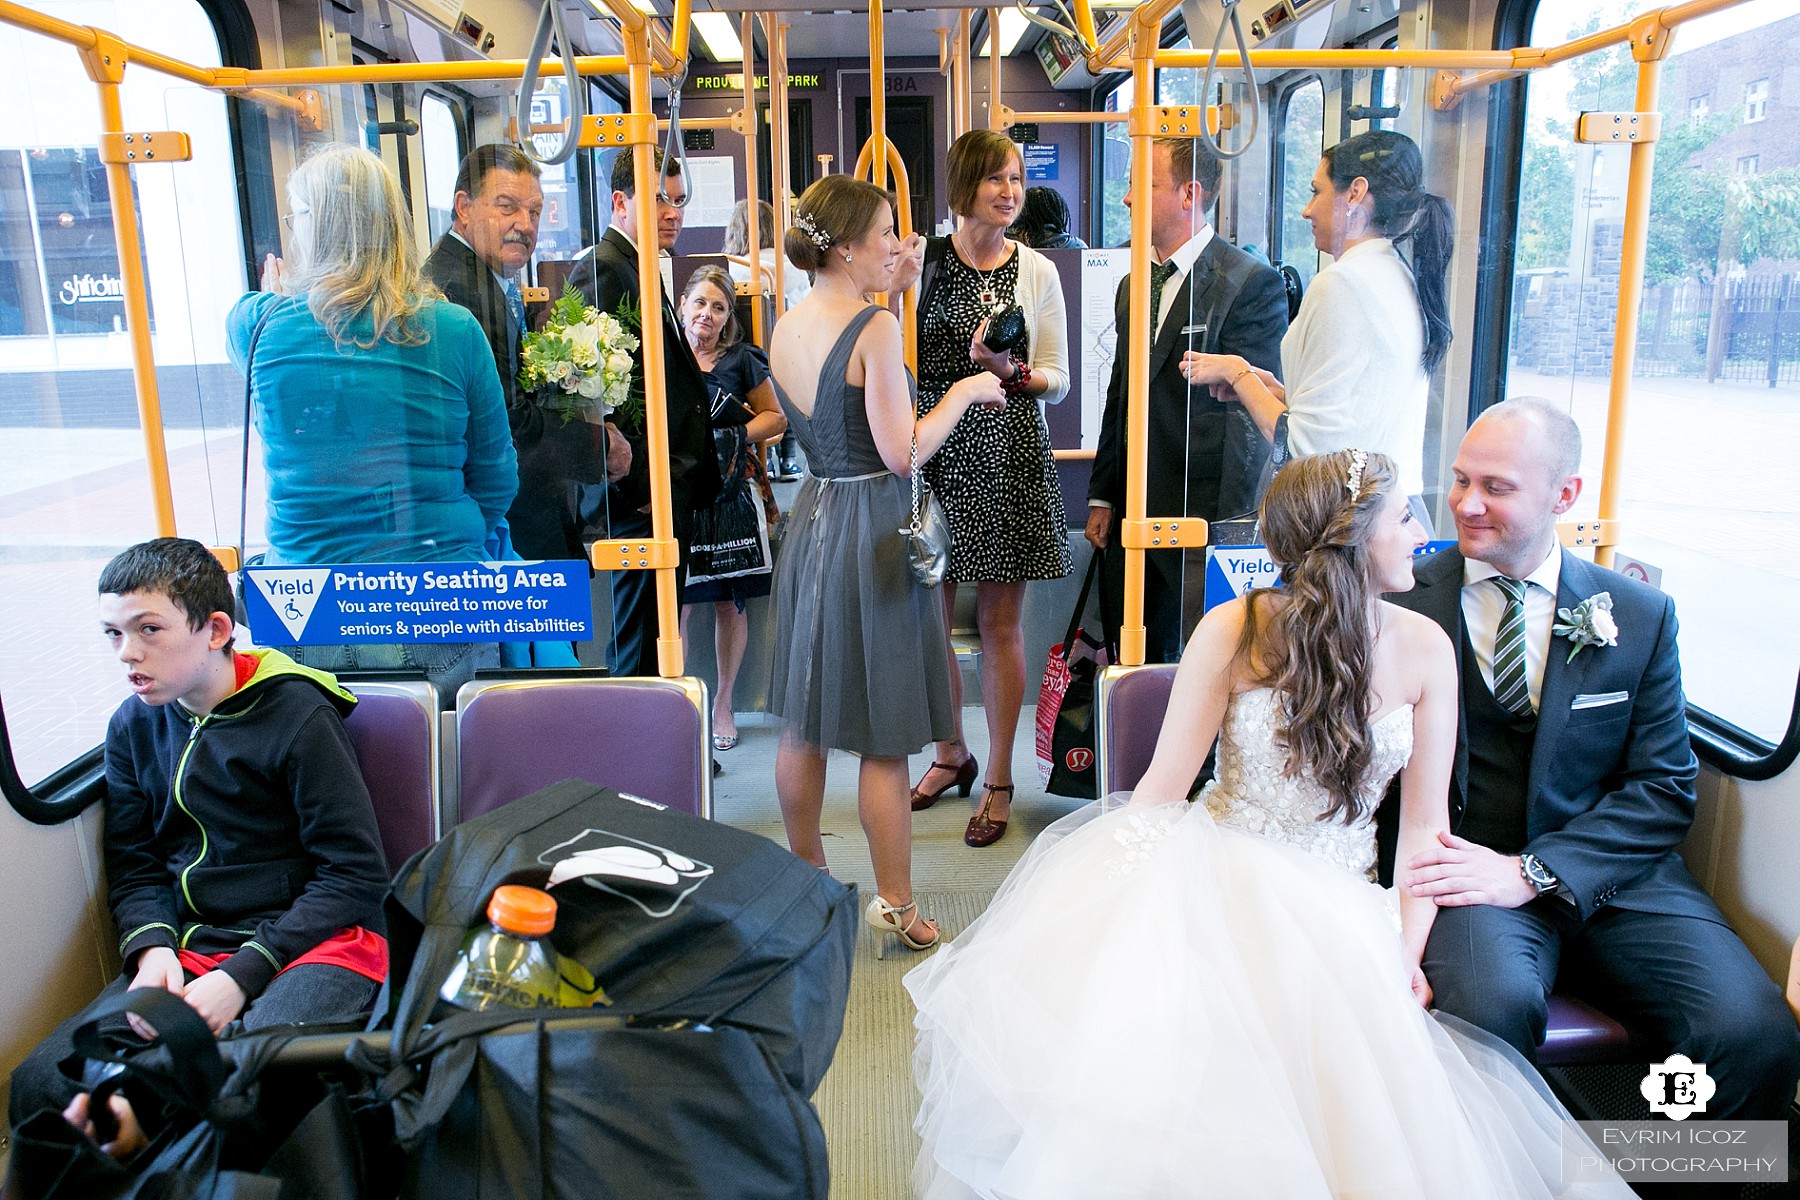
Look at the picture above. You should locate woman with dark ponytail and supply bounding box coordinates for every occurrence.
[907,450,1634,1198]
[1181,130,1453,524]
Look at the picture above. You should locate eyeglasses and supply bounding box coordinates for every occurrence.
[281,209,309,229]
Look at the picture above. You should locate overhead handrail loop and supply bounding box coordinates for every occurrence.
[517,0,585,166]
[1196,0,1260,160]
[659,67,693,208]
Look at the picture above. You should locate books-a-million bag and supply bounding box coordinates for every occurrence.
[1035,551,1115,798]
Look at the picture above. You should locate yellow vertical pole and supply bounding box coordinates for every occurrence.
[80,35,178,538]
[957,11,973,138]
[869,0,889,189]
[740,12,764,346]
[987,8,1004,129]
[765,14,791,319]
[1595,13,1672,569]
[1119,18,1157,667]
[628,28,683,677]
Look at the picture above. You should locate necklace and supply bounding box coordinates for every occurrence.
[953,232,1009,314]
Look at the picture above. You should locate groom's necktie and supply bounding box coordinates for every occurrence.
[1491,576,1534,718]
[1148,258,1178,337]
[502,278,528,337]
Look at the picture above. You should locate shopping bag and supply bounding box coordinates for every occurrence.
[687,483,773,583]
[1035,551,1115,798]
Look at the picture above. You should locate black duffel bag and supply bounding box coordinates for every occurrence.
[369,780,858,1200]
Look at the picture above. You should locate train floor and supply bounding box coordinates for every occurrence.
[709,704,1089,1199]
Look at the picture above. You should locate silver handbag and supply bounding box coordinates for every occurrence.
[905,435,951,589]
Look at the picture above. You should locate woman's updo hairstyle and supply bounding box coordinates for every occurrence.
[1322,130,1454,374]
[785,175,887,273]
[1237,449,1399,824]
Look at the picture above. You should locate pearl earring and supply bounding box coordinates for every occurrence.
[844,251,854,263]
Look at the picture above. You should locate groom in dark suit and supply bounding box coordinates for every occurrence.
[423,144,628,562]
[567,147,720,676]
[1086,135,1288,662]
[1393,398,1798,1121]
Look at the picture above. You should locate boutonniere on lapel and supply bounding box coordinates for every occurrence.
[1552,591,1619,664]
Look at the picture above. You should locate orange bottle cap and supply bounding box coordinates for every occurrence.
[486,885,557,936]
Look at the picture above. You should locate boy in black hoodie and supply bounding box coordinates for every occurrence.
[9,538,389,1142]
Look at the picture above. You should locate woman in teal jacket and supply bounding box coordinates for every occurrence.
[228,145,517,692]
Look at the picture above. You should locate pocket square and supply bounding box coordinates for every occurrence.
[1179,323,1208,336]
[1571,691,1630,710]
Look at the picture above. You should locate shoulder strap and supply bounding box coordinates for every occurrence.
[915,235,952,331]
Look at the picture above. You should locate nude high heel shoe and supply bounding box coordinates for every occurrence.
[867,895,939,958]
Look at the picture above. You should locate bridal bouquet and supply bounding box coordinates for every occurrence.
[519,283,641,426]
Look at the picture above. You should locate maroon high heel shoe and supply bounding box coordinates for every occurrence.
[910,755,978,812]
[964,784,1014,847]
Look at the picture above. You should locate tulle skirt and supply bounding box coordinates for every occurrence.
[905,797,1633,1199]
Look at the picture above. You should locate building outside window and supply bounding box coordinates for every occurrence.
[1744,78,1768,123]
[1736,154,1760,175]
[1689,94,1709,122]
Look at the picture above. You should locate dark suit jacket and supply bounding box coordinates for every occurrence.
[1389,547,1726,926]
[1088,235,1288,528]
[566,228,720,522]
[423,234,608,560]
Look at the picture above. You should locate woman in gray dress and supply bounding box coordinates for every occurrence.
[767,176,1005,952]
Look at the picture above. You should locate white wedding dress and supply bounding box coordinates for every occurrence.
[906,688,1631,1199]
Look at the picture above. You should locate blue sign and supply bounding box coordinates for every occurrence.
[242,561,593,645]
[1203,541,1458,615]
[1022,143,1059,181]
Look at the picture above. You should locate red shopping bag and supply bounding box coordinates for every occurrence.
[1035,552,1115,797]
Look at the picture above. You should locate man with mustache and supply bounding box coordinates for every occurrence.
[426,144,630,565]
[569,147,721,677]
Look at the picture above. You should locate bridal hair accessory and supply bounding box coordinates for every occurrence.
[794,210,831,249]
[1344,449,1368,499]
[1552,591,1619,664]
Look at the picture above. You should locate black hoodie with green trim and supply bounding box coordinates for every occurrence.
[103,649,388,1000]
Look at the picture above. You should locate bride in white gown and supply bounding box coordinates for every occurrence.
[905,449,1631,1199]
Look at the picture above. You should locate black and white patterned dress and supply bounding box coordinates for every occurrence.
[917,246,1073,584]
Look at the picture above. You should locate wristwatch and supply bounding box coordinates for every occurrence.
[1520,853,1561,896]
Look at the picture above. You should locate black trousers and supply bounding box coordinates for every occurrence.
[1423,897,1800,1122]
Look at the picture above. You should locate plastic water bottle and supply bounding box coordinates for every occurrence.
[440,885,563,1011]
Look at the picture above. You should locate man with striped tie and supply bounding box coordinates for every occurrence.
[1388,397,1798,1124]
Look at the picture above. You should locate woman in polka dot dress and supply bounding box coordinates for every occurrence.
[911,129,1073,849]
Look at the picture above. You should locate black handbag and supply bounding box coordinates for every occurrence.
[1034,550,1117,799]
[6,988,366,1200]
[980,303,1028,355]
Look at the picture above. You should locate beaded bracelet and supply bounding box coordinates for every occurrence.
[1001,360,1033,394]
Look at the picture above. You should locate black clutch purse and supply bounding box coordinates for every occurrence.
[980,304,1028,355]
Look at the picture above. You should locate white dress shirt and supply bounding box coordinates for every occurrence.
[1153,223,1216,339]
[1461,546,1562,713]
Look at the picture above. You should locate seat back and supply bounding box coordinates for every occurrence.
[455,676,712,824]
[1095,665,1178,796]
[341,681,441,869]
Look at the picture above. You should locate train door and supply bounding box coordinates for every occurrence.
[854,94,936,233]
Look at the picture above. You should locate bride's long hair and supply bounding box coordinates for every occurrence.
[1236,449,1398,824]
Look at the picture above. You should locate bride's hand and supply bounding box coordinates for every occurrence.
[1408,965,1433,1010]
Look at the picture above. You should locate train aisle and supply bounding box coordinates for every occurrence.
[711,709,1086,1198]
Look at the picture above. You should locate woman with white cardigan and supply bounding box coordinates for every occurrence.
[1182,130,1453,525]
[908,129,1072,849]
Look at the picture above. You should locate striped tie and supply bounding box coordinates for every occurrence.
[1491,576,1534,718]
[1148,258,1178,337]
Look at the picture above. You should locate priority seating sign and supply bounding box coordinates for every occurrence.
[243,561,593,645]
[1203,541,1457,614]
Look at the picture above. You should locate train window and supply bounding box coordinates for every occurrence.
[1273,76,1323,286]
[1500,0,1800,742]
[420,92,465,244]
[1098,77,1133,249]
[0,0,245,785]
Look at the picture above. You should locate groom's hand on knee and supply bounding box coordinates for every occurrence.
[1404,831,1536,909]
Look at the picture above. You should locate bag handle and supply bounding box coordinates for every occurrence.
[1060,549,1116,664]
[72,987,226,1141]
[906,433,923,536]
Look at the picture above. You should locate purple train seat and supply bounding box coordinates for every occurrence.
[1093,663,1635,1065]
[455,676,712,824]
[1095,665,1177,796]
[341,681,442,869]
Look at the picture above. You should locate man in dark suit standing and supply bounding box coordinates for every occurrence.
[1085,136,1288,662]
[567,147,720,676]
[423,144,628,563]
[1394,397,1798,1122]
